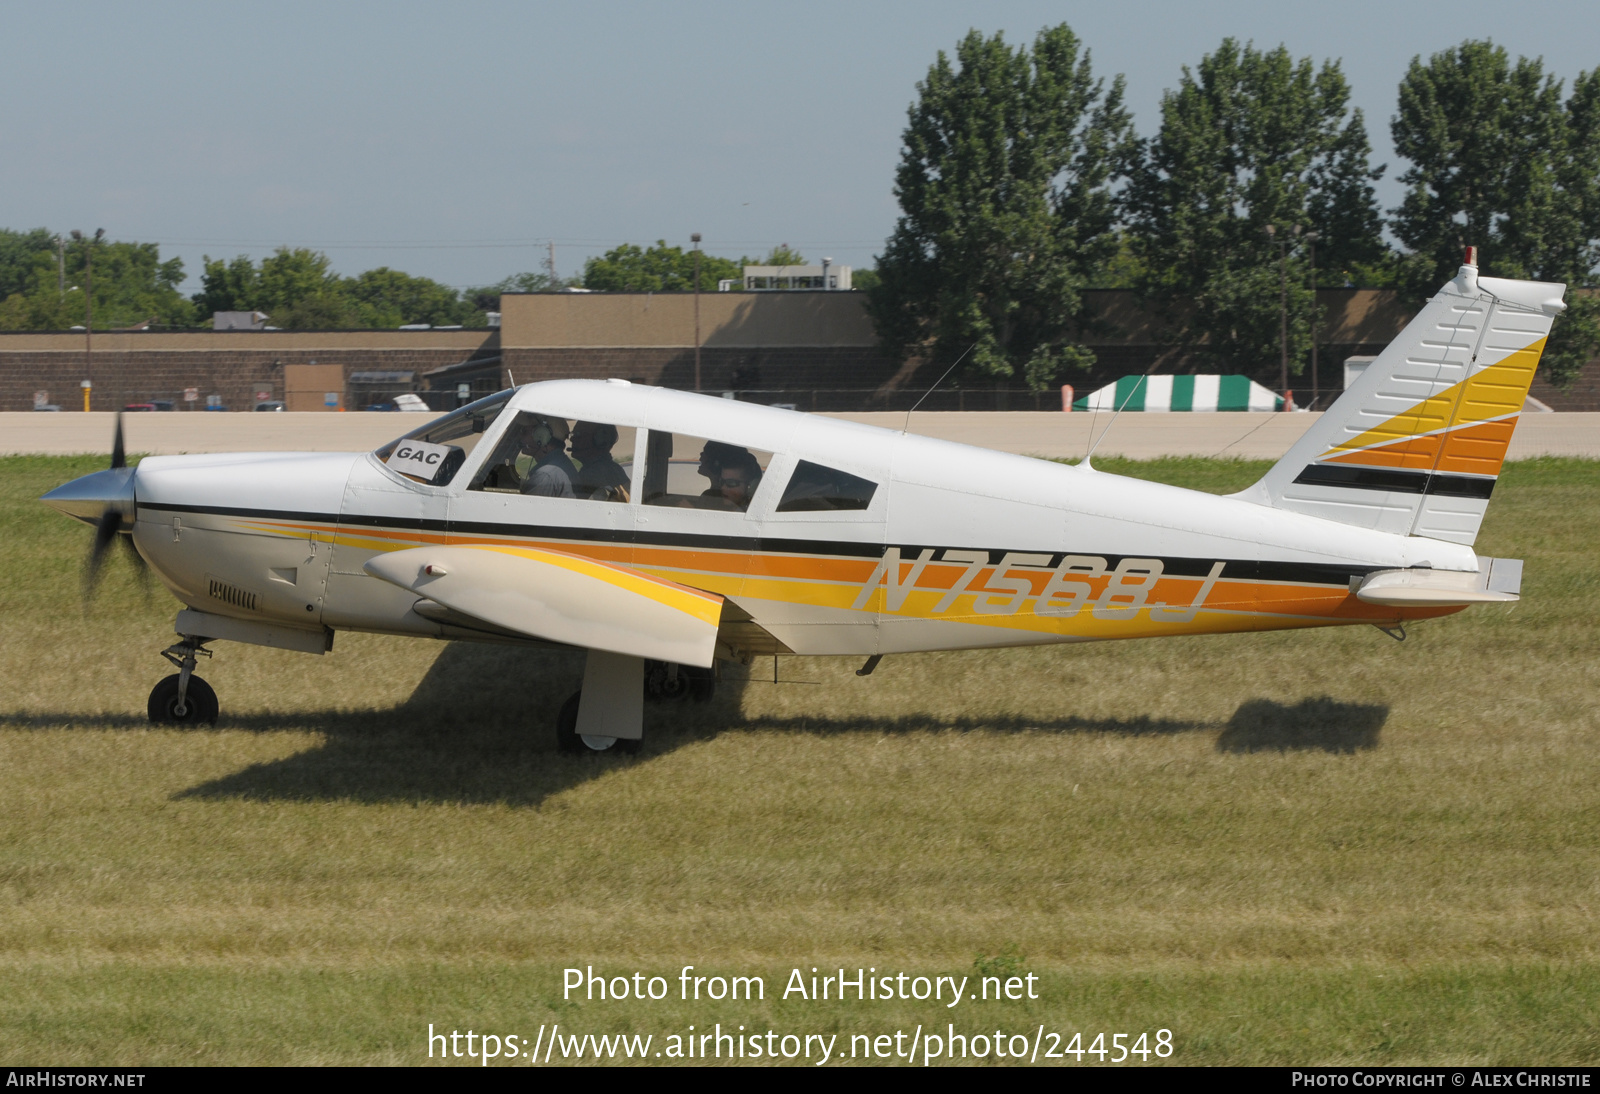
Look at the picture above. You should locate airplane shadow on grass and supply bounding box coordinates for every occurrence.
[5,642,1388,808]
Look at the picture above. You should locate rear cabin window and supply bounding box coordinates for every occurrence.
[374,390,512,485]
[776,460,878,512]
[642,433,772,513]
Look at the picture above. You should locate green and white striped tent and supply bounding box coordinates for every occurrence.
[1073,375,1284,412]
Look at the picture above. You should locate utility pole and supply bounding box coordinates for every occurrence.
[71,228,104,411]
[691,233,702,392]
[1306,231,1321,410]
[56,236,65,298]
[544,240,557,287]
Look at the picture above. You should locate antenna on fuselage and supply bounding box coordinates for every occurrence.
[902,342,977,434]
[1081,373,1148,470]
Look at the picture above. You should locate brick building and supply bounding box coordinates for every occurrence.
[2,289,1595,413]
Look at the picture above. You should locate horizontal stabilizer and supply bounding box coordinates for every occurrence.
[1355,556,1523,607]
[364,545,724,666]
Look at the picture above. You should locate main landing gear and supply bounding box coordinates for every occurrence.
[148,636,218,725]
[556,658,718,755]
[555,691,639,755]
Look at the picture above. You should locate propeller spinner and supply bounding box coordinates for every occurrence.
[39,412,148,597]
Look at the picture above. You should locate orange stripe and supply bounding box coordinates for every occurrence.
[233,517,1464,633]
[1435,416,1518,476]
[1321,417,1517,476]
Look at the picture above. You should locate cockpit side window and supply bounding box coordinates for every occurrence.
[468,412,636,502]
[776,460,878,512]
[374,389,513,486]
[642,432,772,512]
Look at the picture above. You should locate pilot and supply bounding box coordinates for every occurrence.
[570,421,630,501]
[716,450,762,511]
[520,416,577,498]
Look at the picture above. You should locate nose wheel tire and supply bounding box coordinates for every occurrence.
[147,673,219,726]
[555,690,639,755]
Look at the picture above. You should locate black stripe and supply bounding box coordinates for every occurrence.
[137,500,1374,589]
[1293,463,1495,500]
[1424,474,1497,499]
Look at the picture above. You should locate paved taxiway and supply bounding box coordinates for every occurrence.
[3,410,1596,460]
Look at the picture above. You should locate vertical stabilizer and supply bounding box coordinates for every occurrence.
[1238,258,1566,545]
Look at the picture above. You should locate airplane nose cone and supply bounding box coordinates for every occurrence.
[40,467,136,525]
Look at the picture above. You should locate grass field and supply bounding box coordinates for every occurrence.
[1,454,1597,1066]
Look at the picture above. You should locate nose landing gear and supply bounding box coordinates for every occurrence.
[148,636,218,725]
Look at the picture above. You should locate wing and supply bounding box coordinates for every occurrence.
[364,545,724,666]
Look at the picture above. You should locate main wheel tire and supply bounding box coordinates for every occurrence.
[554,690,639,755]
[644,659,690,701]
[147,673,219,726]
[645,660,715,703]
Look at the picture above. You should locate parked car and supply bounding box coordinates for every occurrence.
[254,401,286,412]
[363,403,395,412]
[202,404,229,412]
[33,404,61,412]
[124,403,158,412]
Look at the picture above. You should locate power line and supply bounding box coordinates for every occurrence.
[141,236,886,252]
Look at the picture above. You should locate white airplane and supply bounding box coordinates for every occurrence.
[43,255,1564,752]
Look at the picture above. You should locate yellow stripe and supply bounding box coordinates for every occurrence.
[469,545,724,627]
[1323,338,1545,457]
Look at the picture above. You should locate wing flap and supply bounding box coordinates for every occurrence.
[364,545,724,666]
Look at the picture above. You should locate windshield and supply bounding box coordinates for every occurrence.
[374,389,514,485]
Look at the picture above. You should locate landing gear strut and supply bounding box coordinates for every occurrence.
[555,690,640,755]
[148,636,218,725]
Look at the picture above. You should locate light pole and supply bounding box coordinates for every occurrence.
[1305,231,1321,409]
[691,232,702,392]
[1265,223,1300,410]
[70,228,104,411]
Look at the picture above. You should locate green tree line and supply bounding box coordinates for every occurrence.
[0,236,836,334]
[873,28,1600,389]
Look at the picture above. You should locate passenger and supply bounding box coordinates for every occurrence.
[696,440,746,497]
[716,450,762,511]
[520,416,577,498]
[570,421,630,501]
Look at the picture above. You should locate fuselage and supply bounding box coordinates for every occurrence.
[116,380,1470,661]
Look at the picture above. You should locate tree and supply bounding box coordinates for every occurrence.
[195,249,480,328]
[192,255,261,317]
[463,271,583,313]
[755,244,807,266]
[0,228,58,302]
[582,241,741,292]
[1391,42,1600,385]
[256,247,342,317]
[343,267,471,327]
[869,24,1133,390]
[0,232,192,330]
[1126,40,1387,379]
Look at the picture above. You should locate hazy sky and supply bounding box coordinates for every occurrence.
[2,1,1593,293]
